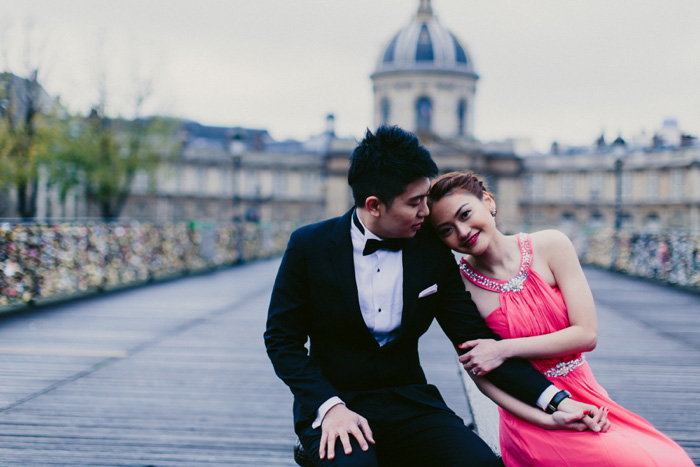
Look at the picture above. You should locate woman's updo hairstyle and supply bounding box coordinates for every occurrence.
[428,171,489,207]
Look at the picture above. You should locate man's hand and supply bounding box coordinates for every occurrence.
[319,404,375,460]
[556,398,611,433]
[458,339,508,376]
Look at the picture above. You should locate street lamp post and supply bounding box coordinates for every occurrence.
[614,157,624,232]
[230,133,245,263]
[610,137,627,269]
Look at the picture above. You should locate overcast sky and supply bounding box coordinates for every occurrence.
[3,0,700,152]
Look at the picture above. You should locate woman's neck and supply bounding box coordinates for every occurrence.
[469,232,520,280]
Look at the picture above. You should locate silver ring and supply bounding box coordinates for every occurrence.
[471,369,478,375]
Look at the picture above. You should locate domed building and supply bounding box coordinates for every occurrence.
[371,0,478,140]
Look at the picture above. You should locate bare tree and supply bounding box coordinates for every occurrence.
[53,49,176,220]
[0,19,53,219]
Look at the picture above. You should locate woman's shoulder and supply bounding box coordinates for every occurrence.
[528,229,575,257]
[528,229,572,245]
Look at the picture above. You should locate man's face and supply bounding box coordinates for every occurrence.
[374,177,431,239]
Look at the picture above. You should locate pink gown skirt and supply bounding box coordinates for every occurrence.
[460,233,694,466]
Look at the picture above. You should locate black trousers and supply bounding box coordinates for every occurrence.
[297,385,501,467]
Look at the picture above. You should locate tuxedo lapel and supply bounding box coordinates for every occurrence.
[400,235,422,333]
[329,210,379,348]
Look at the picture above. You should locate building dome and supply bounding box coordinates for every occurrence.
[371,0,479,139]
[372,0,477,79]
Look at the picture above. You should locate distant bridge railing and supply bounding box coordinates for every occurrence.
[2,222,698,311]
[576,229,700,290]
[0,220,298,310]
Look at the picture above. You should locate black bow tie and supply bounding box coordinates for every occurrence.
[363,238,405,256]
[353,210,406,255]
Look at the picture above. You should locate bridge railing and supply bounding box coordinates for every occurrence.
[2,222,698,310]
[0,220,297,310]
[576,229,700,289]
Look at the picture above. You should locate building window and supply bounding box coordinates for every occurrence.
[451,33,467,64]
[621,172,632,200]
[273,171,286,198]
[302,172,316,198]
[560,211,576,229]
[588,211,604,229]
[671,169,683,201]
[380,98,390,126]
[589,172,602,201]
[561,173,574,201]
[383,33,399,63]
[220,169,229,196]
[246,170,260,197]
[531,173,544,200]
[646,171,659,200]
[415,24,434,62]
[416,96,431,133]
[175,165,184,193]
[644,212,660,230]
[197,167,207,193]
[457,99,467,136]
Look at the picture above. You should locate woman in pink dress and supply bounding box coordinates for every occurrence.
[427,171,694,467]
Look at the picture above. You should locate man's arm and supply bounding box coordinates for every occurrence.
[264,228,375,459]
[470,374,608,432]
[264,230,338,421]
[428,237,552,406]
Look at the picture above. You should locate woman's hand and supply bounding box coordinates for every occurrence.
[543,406,610,432]
[458,339,509,376]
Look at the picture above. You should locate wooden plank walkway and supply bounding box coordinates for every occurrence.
[0,259,697,465]
[0,258,469,466]
[584,268,700,464]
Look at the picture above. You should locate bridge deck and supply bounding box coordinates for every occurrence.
[0,259,697,466]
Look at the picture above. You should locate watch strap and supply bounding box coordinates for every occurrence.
[545,389,571,414]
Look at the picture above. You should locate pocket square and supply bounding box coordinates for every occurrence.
[418,284,438,298]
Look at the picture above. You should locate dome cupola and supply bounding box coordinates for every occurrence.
[373,0,477,79]
[371,0,479,139]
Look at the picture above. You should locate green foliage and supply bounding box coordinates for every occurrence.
[53,110,178,220]
[0,71,56,218]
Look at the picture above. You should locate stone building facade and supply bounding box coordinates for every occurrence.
[3,1,698,236]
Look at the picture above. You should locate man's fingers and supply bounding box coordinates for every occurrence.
[338,432,353,456]
[349,425,369,451]
[326,432,338,460]
[359,418,375,444]
[319,431,327,459]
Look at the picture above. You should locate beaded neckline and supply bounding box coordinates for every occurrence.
[459,233,532,293]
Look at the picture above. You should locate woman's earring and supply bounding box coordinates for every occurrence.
[491,210,497,217]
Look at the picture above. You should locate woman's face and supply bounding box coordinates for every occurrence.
[428,190,495,254]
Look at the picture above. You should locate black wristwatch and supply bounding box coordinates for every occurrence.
[545,390,571,414]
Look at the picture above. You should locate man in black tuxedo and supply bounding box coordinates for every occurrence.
[265,126,601,466]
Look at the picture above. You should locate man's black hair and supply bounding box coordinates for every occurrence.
[348,125,438,209]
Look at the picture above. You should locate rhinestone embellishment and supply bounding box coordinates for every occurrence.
[543,357,585,378]
[459,233,531,293]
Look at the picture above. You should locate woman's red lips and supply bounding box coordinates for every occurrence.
[465,232,479,247]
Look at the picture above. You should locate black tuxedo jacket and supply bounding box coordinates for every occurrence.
[264,209,551,429]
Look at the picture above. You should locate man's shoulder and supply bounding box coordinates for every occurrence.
[414,226,447,250]
[291,214,346,241]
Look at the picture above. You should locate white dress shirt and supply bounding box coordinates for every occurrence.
[312,213,405,427]
[350,213,404,346]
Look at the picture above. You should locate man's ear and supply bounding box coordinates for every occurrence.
[365,196,383,217]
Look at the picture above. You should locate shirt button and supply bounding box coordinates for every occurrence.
[377,268,380,272]
[378,308,382,312]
